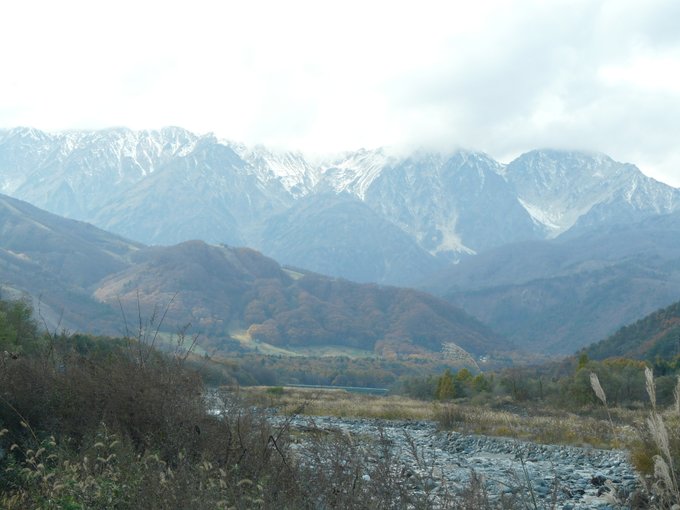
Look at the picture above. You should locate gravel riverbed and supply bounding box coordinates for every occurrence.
[279,415,640,509]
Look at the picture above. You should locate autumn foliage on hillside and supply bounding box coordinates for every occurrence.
[96,241,504,357]
[586,300,680,360]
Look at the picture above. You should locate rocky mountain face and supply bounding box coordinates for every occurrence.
[504,150,680,237]
[0,192,504,360]
[2,127,678,286]
[0,127,199,219]
[360,151,540,256]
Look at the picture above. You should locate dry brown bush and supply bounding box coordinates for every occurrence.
[1,337,506,509]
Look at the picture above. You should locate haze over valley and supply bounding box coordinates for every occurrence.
[2,126,680,357]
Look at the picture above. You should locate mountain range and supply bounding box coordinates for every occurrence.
[2,126,680,356]
[0,192,503,364]
[425,212,680,354]
[2,127,678,283]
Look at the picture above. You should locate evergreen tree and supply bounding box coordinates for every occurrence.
[436,369,455,400]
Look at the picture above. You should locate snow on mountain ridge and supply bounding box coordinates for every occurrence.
[431,217,476,256]
[230,143,319,198]
[319,148,396,198]
[22,127,201,181]
[517,198,562,234]
[1,128,679,266]
[506,149,680,235]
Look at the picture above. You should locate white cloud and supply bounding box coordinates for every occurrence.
[1,0,679,185]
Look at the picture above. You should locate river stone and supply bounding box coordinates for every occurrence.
[273,415,640,508]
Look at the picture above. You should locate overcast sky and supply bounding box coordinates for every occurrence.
[2,0,679,185]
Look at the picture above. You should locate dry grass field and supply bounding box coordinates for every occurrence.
[238,386,640,449]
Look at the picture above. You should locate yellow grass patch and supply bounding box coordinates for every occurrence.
[240,386,642,449]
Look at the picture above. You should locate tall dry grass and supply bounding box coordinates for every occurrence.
[642,367,680,507]
[4,337,510,509]
[588,366,680,509]
[242,386,437,420]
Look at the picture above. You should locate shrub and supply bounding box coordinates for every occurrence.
[0,314,463,508]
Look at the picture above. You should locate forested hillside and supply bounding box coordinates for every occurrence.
[586,300,680,360]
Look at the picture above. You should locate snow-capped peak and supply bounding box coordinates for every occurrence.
[506,149,680,235]
[230,143,319,198]
[318,147,395,198]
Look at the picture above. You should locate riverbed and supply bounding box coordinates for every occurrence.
[280,415,640,509]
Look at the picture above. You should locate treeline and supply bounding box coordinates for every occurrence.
[1,293,481,391]
[201,352,476,390]
[6,295,676,410]
[401,353,680,409]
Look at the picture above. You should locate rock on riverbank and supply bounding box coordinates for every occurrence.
[281,415,640,509]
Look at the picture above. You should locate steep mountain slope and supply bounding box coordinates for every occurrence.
[585,300,680,361]
[0,193,142,331]
[316,148,394,198]
[505,150,680,237]
[361,151,540,256]
[0,127,300,247]
[91,136,293,246]
[426,212,680,354]
[0,127,200,221]
[234,143,319,198]
[0,193,141,287]
[259,193,443,285]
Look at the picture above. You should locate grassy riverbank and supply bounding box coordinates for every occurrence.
[240,385,637,449]
[240,381,680,507]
